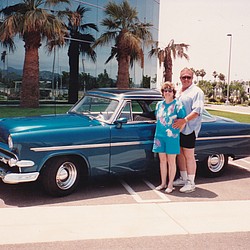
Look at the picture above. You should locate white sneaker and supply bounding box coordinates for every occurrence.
[173,177,187,187]
[179,180,195,193]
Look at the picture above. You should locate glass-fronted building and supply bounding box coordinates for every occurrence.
[0,0,160,99]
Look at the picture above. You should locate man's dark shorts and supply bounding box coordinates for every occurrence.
[180,131,196,149]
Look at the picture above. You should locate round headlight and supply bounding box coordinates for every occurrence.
[8,135,13,149]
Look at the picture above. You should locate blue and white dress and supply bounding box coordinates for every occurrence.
[152,99,186,154]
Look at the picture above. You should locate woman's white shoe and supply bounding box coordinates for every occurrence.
[155,185,166,191]
[165,187,175,193]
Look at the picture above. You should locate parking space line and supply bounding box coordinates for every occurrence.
[229,159,250,171]
[238,158,250,164]
[120,179,171,203]
[120,179,143,203]
[143,179,171,201]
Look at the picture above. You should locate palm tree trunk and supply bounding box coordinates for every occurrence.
[117,54,130,88]
[164,51,172,82]
[20,33,40,108]
[164,67,173,82]
[68,41,80,104]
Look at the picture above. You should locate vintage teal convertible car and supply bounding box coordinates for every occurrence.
[0,88,250,196]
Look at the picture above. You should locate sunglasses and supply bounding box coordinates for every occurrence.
[162,88,173,93]
[181,76,192,80]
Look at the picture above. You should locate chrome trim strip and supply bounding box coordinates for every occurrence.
[197,135,250,141]
[29,134,249,152]
[112,141,152,147]
[31,143,110,152]
[30,140,153,152]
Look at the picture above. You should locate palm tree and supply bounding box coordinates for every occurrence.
[149,39,189,82]
[194,69,200,83]
[1,50,7,80]
[66,5,98,104]
[93,0,152,88]
[212,71,218,98]
[218,73,225,82]
[217,73,226,99]
[199,69,206,81]
[212,71,218,82]
[0,0,69,108]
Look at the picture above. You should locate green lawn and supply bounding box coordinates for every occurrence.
[206,109,250,123]
[1,106,249,123]
[1,106,70,118]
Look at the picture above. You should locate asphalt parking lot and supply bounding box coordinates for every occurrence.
[0,157,249,208]
[0,156,249,247]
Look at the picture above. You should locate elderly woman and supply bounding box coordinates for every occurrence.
[153,82,186,193]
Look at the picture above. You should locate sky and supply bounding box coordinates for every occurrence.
[158,0,250,84]
[2,0,250,86]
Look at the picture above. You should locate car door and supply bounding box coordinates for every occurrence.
[110,100,157,174]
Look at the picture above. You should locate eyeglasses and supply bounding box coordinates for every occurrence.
[162,88,173,93]
[181,76,192,80]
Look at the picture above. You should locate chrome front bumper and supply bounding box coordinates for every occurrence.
[0,154,38,184]
[0,171,39,184]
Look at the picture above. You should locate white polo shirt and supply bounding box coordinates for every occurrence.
[177,83,204,137]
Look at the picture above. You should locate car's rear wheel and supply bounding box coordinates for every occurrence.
[200,154,228,177]
[42,157,81,196]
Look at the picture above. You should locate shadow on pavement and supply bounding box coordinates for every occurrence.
[0,163,249,208]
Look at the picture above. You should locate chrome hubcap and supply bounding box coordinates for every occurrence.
[56,162,77,190]
[207,154,225,173]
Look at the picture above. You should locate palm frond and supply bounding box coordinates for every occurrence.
[45,0,70,7]
[105,46,117,64]
[93,31,117,48]
[80,23,98,33]
[101,18,120,30]
[0,3,27,16]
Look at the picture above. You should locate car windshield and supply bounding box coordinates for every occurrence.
[69,95,119,121]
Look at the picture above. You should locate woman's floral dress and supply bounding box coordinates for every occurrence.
[152,99,186,154]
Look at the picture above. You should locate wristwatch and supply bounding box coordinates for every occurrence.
[184,117,188,123]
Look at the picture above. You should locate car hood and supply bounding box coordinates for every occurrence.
[0,113,101,135]
[215,115,239,123]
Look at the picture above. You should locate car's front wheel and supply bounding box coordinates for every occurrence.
[42,157,81,196]
[199,154,228,177]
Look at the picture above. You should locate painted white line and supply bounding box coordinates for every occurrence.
[143,179,171,201]
[238,158,250,164]
[120,179,170,203]
[120,179,143,203]
[229,160,250,171]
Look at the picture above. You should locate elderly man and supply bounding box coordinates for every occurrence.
[172,67,204,193]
